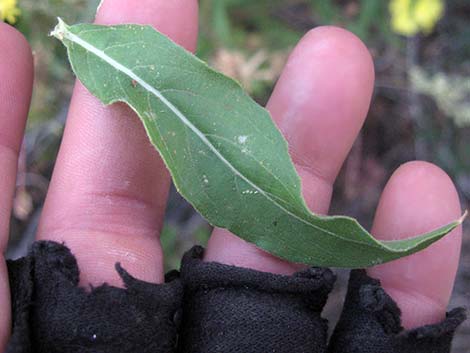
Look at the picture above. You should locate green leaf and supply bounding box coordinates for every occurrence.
[51,19,466,268]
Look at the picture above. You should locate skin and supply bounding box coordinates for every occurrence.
[0,0,462,349]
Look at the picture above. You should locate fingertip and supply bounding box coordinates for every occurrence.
[278,25,375,103]
[0,21,32,54]
[0,22,34,153]
[96,0,199,52]
[373,161,461,240]
[300,26,374,76]
[368,161,462,329]
[302,25,375,98]
[267,25,375,184]
[0,22,33,78]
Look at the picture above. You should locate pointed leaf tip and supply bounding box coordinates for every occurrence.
[459,210,468,224]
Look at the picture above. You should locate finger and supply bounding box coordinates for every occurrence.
[367,161,462,329]
[0,23,34,348]
[204,26,375,273]
[37,0,199,286]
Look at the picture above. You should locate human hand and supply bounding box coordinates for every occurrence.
[0,0,462,350]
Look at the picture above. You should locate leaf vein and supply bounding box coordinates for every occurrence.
[62,26,385,251]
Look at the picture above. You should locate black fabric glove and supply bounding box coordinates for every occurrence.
[177,245,336,353]
[6,241,183,353]
[5,242,466,353]
[328,270,467,353]
[177,247,465,353]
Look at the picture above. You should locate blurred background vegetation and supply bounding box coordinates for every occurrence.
[2,0,469,350]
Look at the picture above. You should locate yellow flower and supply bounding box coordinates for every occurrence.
[0,0,21,24]
[390,0,444,36]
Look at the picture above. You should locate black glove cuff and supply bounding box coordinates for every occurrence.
[6,241,183,353]
[178,245,336,353]
[328,270,466,353]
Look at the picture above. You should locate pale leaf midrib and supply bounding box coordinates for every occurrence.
[60,24,389,251]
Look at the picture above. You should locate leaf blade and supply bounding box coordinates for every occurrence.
[52,19,464,268]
